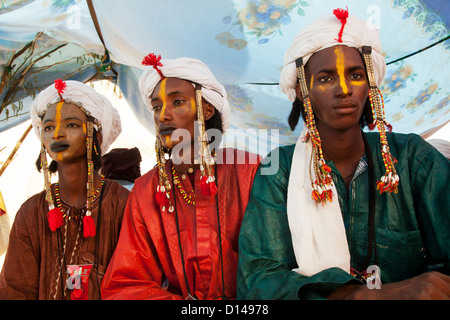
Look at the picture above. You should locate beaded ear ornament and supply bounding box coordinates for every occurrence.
[333,7,398,193]
[154,136,174,212]
[194,84,217,197]
[295,58,334,206]
[362,46,399,194]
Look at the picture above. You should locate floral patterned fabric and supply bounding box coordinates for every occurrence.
[0,0,449,153]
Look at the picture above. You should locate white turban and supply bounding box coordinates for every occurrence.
[138,57,230,131]
[280,12,386,102]
[30,80,122,154]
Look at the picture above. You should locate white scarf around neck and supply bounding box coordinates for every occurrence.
[287,129,350,276]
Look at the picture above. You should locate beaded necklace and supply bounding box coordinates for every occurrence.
[54,176,106,220]
[171,165,195,206]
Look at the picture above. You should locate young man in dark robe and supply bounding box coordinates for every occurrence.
[238,8,450,300]
[0,80,129,300]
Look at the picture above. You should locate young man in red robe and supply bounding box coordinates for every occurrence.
[101,55,261,300]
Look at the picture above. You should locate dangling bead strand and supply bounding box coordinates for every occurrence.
[154,137,173,212]
[195,84,218,196]
[296,58,334,206]
[42,82,67,232]
[41,141,64,232]
[362,46,399,194]
[83,120,96,238]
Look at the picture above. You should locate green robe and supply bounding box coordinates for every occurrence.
[237,132,450,300]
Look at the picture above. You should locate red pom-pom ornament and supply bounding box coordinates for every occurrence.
[333,7,349,43]
[142,53,165,79]
[83,212,96,238]
[200,175,217,196]
[47,206,64,231]
[54,79,67,101]
[155,185,170,206]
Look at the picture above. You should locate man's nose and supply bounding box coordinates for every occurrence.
[53,124,66,139]
[335,76,352,97]
[159,103,172,122]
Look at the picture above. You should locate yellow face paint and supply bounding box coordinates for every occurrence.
[82,123,87,134]
[350,78,366,86]
[53,102,65,161]
[156,79,174,148]
[309,74,326,93]
[53,101,64,138]
[334,47,348,94]
[158,78,168,122]
[164,135,173,149]
[190,97,198,121]
[190,98,196,113]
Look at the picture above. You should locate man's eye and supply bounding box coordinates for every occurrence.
[152,105,161,112]
[318,76,332,82]
[44,125,54,131]
[173,99,184,106]
[67,123,79,128]
[350,73,362,80]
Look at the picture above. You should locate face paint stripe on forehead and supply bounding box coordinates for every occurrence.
[335,47,348,94]
[158,78,168,122]
[53,101,64,138]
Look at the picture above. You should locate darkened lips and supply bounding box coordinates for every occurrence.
[158,126,177,136]
[50,142,69,152]
[334,102,357,113]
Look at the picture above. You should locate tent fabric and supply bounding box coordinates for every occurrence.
[0,0,449,150]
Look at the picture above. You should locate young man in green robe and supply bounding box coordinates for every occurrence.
[237,8,450,300]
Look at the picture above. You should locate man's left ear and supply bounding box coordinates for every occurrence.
[204,102,216,121]
[295,83,304,103]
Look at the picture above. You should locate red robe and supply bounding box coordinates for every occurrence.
[101,148,260,300]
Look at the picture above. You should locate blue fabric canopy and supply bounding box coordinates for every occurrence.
[0,0,449,149]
